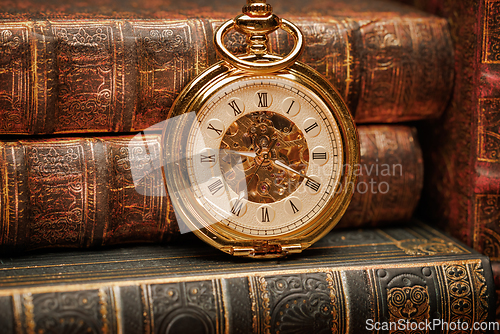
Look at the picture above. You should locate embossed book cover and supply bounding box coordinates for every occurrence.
[0,222,495,333]
[397,0,500,260]
[0,125,422,252]
[0,0,453,134]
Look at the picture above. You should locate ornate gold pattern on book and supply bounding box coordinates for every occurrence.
[149,281,219,333]
[0,25,29,134]
[257,277,271,334]
[23,293,35,334]
[478,98,500,162]
[253,273,346,334]
[106,137,168,245]
[326,271,346,334]
[395,238,463,256]
[443,263,489,326]
[53,23,115,133]
[98,288,110,334]
[134,21,203,132]
[32,290,102,334]
[482,0,500,63]
[471,262,490,325]
[387,286,430,334]
[474,194,500,260]
[0,11,453,135]
[27,144,87,248]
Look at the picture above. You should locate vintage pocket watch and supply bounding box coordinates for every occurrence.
[162,0,359,258]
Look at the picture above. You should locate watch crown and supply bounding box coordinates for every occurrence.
[243,0,273,17]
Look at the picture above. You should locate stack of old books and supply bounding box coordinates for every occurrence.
[0,0,497,332]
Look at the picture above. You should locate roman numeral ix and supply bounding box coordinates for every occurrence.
[200,154,216,163]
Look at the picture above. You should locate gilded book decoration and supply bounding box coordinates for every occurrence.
[443,263,489,325]
[134,20,205,132]
[148,281,224,334]
[478,98,500,162]
[483,0,500,63]
[27,144,87,248]
[249,273,347,334]
[0,25,29,134]
[387,286,430,334]
[356,18,451,123]
[53,24,116,133]
[0,135,173,252]
[474,194,500,259]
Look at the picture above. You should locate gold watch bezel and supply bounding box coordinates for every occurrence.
[162,60,359,258]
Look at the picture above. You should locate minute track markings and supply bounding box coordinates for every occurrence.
[188,77,342,236]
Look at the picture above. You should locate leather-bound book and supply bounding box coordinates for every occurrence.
[491,262,500,324]
[0,222,494,334]
[0,0,453,135]
[395,0,500,262]
[0,125,422,253]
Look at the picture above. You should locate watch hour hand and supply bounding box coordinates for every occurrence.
[273,160,314,181]
[225,150,257,158]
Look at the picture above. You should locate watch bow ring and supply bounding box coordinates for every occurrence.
[162,0,360,258]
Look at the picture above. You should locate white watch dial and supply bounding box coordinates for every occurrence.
[186,76,343,237]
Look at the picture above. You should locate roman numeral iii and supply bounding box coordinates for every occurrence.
[305,179,321,192]
[312,152,327,160]
[208,179,224,195]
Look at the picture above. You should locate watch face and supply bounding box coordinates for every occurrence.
[186,75,344,237]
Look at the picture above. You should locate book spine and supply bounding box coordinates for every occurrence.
[0,258,492,333]
[0,16,453,135]
[0,125,422,252]
[0,135,175,252]
[490,261,500,323]
[402,0,500,260]
[338,125,423,228]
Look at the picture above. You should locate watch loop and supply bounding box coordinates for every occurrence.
[214,13,304,73]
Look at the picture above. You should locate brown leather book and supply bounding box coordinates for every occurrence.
[0,0,453,135]
[396,0,500,262]
[0,125,422,253]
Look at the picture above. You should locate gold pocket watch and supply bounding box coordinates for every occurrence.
[162,0,359,258]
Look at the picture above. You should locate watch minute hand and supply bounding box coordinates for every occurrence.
[273,160,314,181]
